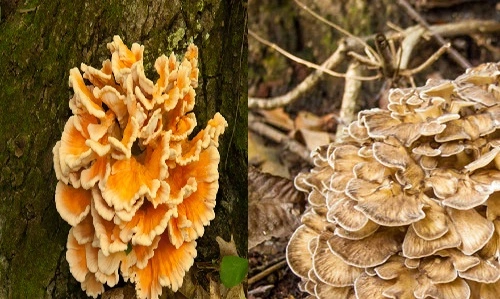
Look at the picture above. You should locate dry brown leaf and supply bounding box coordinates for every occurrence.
[294,111,337,131]
[295,128,332,152]
[248,167,305,249]
[248,131,290,178]
[208,272,247,299]
[216,235,240,257]
[164,267,210,299]
[224,285,246,299]
[258,108,295,131]
[293,111,335,151]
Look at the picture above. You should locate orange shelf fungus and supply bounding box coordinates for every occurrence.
[53,36,227,298]
[287,63,500,298]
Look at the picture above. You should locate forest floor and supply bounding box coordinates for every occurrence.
[248,0,500,298]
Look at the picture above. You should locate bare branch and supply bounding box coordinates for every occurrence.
[249,20,500,110]
[249,43,345,109]
[348,51,380,68]
[397,0,471,69]
[248,30,378,81]
[249,113,313,164]
[248,35,379,109]
[429,20,500,37]
[399,26,426,70]
[336,63,362,141]
[248,259,288,285]
[401,43,450,76]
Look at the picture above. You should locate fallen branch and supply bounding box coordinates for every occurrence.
[397,0,471,69]
[248,42,347,109]
[249,113,312,164]
[248,30,377,81]
[427,20,500,38]
[335,63,361,141]
[249,20,500,110]
[248,259,288,285]
[402,43,450,76]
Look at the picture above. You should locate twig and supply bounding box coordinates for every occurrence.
[429,20,500,37]
[399,26,427,69]
[248,285,275,295]
[336,63,361,141]
[397,0,472,69]
[348,51,380,68]
[248,259,288,285]
[374,34,396,78]
[386,21,406,35]
[249,20,500,110]
[343,20,500,52]
[471,34,500,55]
[401,43,450,76]
[248,43,347,109]
[248,30,378,81]
[249,114,313,164]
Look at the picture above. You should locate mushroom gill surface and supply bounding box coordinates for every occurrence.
[53,36,227,299]
[287,62,500,299]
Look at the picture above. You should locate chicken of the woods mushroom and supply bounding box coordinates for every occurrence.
[287,62,500,299]
[53,36,227,299]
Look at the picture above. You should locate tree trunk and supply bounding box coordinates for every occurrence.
[0,0,247,297]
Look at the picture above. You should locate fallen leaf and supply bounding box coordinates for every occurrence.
[294,111,331,131]
[224,284,246,299]
[258,108,294,131]
[170,268,209,299]
[216,235,240,257]
[248,131,290,178]
[248,167,305,249]
[293,111,334,151]
[295,128,332,151]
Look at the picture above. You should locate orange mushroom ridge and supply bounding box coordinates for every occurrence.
[287,63,500,298]
[53,35,227,299]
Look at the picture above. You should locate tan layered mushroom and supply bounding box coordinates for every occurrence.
[53,36,227,299]
[287,62,500,299]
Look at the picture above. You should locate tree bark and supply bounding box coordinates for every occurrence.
[0,0,247,297]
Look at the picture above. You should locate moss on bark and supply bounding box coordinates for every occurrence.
[0,0,247,297]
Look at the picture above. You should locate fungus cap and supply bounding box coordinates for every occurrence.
[53,36,226,299]
[288,62,500,298]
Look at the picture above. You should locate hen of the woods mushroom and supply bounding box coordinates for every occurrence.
[287,62,500,298]
[52,36,227,298]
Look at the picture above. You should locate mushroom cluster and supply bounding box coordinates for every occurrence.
[52,36,227,298]
[287,62,500,298]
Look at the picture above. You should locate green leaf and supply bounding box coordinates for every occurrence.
[220,255,248,288]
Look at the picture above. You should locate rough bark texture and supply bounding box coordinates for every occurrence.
[0,0,247,297]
